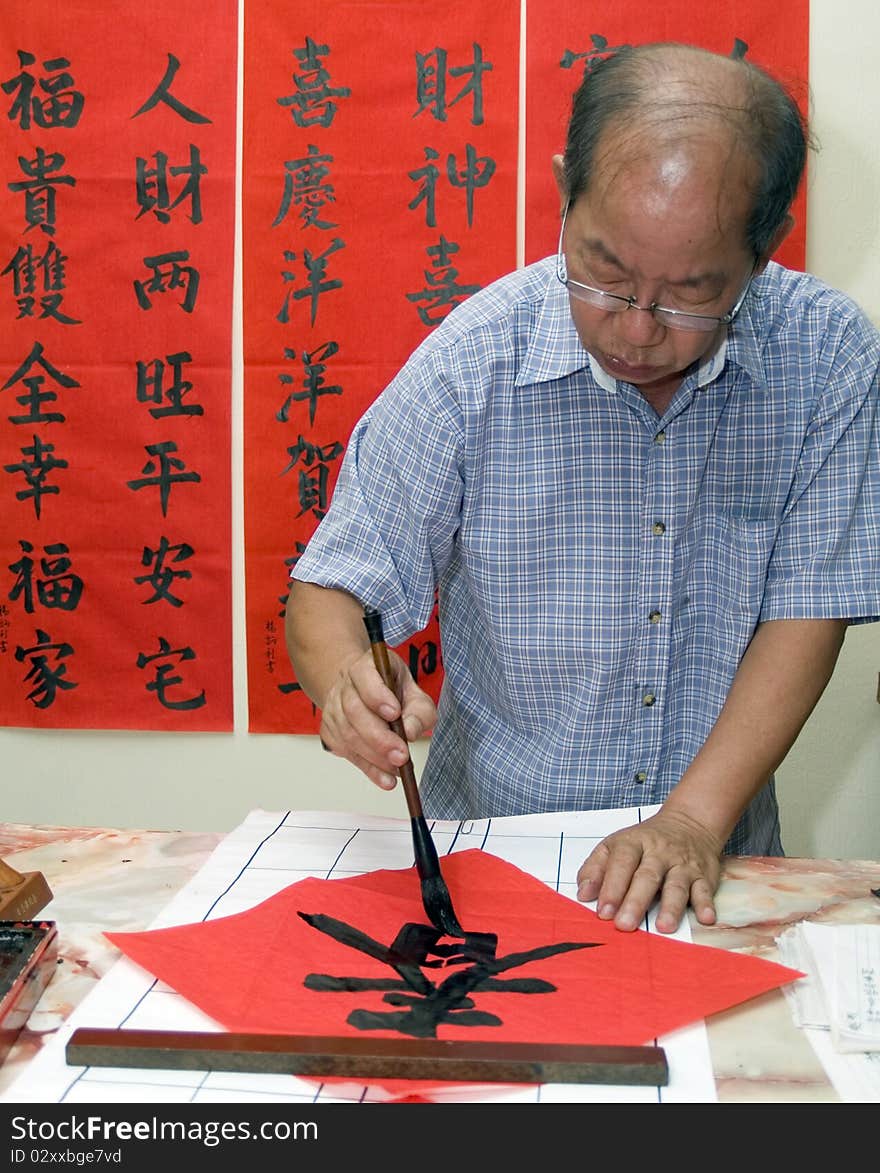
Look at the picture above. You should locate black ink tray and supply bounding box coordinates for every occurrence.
[0,920,58,1065]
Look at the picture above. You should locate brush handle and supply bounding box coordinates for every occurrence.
[363,608,424,820]
[364,612,462,937]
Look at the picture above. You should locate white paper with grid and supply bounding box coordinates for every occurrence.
[2,805,716,1104]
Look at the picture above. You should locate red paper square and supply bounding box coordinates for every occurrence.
[107,850,801,1097]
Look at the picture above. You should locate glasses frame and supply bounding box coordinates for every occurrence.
[555,202,755,333]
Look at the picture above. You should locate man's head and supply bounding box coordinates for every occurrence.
[558,42,810,258]
[551,43,811,404]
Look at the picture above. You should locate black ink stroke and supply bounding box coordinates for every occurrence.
[299,911,601,1039]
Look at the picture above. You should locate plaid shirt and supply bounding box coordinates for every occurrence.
[292,258,880,854]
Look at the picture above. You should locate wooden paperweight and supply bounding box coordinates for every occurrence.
[0,857,53,921]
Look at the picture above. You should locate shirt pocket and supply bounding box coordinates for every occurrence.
[677,512,779,639]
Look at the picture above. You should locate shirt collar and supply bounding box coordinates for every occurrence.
[515,258,768,393]
[515,262,591,386]
[724,296,768,391]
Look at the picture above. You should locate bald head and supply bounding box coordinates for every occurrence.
[560,42,810,257]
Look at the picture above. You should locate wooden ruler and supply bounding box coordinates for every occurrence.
[67,1027,669,1086]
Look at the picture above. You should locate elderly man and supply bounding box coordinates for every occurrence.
[285,43,880,933]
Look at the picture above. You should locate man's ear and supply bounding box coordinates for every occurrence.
[755,214,795,273]
[551,154,568,214]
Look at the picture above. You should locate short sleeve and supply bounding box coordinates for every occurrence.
[760,312,880,623]
[290,350,464,647]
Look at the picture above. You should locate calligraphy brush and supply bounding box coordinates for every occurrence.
[363,606,464,938]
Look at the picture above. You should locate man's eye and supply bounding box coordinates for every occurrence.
[588,272,626,289]
[669,293,720,310]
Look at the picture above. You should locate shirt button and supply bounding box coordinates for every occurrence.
[642,691,656,707]
[648,609,662,624]
[635,771,648,783]
[654,430,666,444]
[652,521,666,536]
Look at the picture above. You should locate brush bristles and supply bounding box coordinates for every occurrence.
[420,875,464,937]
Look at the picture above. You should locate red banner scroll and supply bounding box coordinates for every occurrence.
[0,2,237,729]
[242,0,520,732]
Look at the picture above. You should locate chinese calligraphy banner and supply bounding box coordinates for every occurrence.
[245,0,808,733]
[243,0,519,732]
[0,2,237,729]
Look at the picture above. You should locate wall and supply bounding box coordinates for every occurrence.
[774,0,880,860]
[1,2,877,860]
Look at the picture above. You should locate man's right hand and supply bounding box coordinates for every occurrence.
[318,643,437,790]
[285,580,437,790]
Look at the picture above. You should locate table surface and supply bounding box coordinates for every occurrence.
[1,820,879,1103]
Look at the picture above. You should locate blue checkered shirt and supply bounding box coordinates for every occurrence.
[292,258,880,854]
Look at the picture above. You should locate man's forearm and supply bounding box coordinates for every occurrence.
[284,580,370,708]
[663,617,848,846]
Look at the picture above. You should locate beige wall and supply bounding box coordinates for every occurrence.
[1,3,877,860]
[775,1,880,860]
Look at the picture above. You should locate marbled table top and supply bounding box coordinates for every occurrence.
[1,822,878,1102]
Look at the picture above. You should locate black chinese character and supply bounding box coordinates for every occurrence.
[2,240,81,323]
[14,628,78,708]
[406,236,480,326]
[136,145,206,225]
[9,539,83,613]
[132,53,210,124]
[2,51,84,129]
[4,433,67,518]
[134,250,200,314]
[136,635,206,710]
[9,147,75,236]
[126,439,201,516]
[276,240,344,326]
[135,351,203,419]
[300,913,600,1039]
[277,38,351,128]
[2,342,79,426]
[272,145,337,230]
[280,432,344,519]
[414,44,491,126]
[134,536,194,608]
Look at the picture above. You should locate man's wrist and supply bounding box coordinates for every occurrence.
[657,797,731,854]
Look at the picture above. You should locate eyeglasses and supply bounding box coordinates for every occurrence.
[556,203,755,333]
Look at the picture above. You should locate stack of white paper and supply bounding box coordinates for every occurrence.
[776,922,880,1053]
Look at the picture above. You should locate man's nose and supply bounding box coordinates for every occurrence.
[615,302,666,344]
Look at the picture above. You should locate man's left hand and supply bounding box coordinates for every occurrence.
[575,809,724,933]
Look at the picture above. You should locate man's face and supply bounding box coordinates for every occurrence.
[555,139,758,402]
